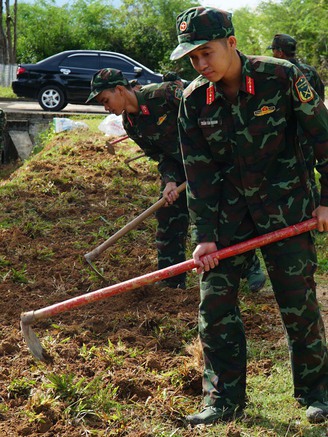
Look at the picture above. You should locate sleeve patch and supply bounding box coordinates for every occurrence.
[295,76,314,103]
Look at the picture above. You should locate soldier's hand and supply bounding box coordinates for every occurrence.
[312,205,328,232]
[163,182,179,206]
[193,242,219,274]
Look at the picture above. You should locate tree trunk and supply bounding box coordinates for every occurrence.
[0,0,17,64]
[0,0,8,64]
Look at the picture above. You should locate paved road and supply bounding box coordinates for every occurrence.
[0,98,106,115]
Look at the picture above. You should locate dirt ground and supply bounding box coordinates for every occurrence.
[0,132,327,436]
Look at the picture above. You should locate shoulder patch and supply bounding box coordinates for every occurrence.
[295,76,314,103]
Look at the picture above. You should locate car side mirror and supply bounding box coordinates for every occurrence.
[134,67,143,77]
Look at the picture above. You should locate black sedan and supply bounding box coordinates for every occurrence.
[12,50,163,111]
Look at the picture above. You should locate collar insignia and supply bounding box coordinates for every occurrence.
[254,105,276,116]
[206,85,215,105]
[157,114,167,125]
[246,76,255,95]
[295,76,314,103]
[140,105,150,115]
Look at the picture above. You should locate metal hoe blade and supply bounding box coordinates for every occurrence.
[85,257,108,282]
[20,313,51,362]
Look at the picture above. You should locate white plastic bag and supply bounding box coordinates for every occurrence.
[98,114,126,137]
[53,118,89,133]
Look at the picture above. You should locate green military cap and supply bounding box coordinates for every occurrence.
[86,68,129,103]
[170,6,234,61]
[267,34,297,56]
[162,71,181,82]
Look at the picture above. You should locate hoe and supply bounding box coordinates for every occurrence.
[20,218,317,362]
[84,181,187,279]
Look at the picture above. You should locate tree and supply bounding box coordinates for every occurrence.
[0,0,17,63]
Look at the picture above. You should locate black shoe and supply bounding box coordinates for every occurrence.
[306,401,328,423]
[186,405,244,425]
[246,268,266,292]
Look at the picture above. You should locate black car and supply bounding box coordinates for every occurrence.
[12,50,163,111]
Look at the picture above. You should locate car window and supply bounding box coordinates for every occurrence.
[99,55,135,73]
[60,54,100,70]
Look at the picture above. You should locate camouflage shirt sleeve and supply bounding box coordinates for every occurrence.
[123,82,185,184]
[290,66,328,206]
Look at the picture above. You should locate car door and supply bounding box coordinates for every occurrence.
[99,54,143,83]
[58,53,100,102]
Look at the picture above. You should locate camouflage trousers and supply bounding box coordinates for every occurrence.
[155,184,189,286]
[199,215,328,409]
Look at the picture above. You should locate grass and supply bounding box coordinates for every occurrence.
[0,121,328,436]
[0,85,16,98]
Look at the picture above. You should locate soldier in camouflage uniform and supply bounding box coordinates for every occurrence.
[267,34,325,100]
[86,68,266,290]
[0,109,6,162]
[268,33,325,204]
[170,6,328,425]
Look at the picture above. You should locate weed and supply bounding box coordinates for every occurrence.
[79,343,98,361]
[11,265,29,283]
[45,373,122,424]
[34,246,55,261]
[31,125,56,156]
[21,214,53,238]
[0,256,10,267]
[8,377,37,399]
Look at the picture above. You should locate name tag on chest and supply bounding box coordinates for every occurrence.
[199,118,220,127]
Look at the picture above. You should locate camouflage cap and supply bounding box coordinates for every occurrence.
[86,68,129,103]
[267,34,297,56]
[162,71,181,82]
[170,6,234,61]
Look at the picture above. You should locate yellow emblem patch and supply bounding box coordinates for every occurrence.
[295,76,314,103]
[157,114,167,125]
[254,105,276,117]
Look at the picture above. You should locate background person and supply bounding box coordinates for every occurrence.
[268,33,325,205]
[267,33,325,100]
[171,6,328,426]
[86,68,266,291]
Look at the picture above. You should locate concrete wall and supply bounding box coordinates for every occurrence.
[0,64,17,87]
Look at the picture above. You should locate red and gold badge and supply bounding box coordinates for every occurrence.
[157,114,167,125]
[206,85,215,105]
[254,105,276,116]
[180,21,187,32]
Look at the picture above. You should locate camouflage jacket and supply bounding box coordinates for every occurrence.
[289,58,325,100]
[122,81,185,184]
[178,53,328,245]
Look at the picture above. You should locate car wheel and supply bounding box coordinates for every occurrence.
[38,86,67,111]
